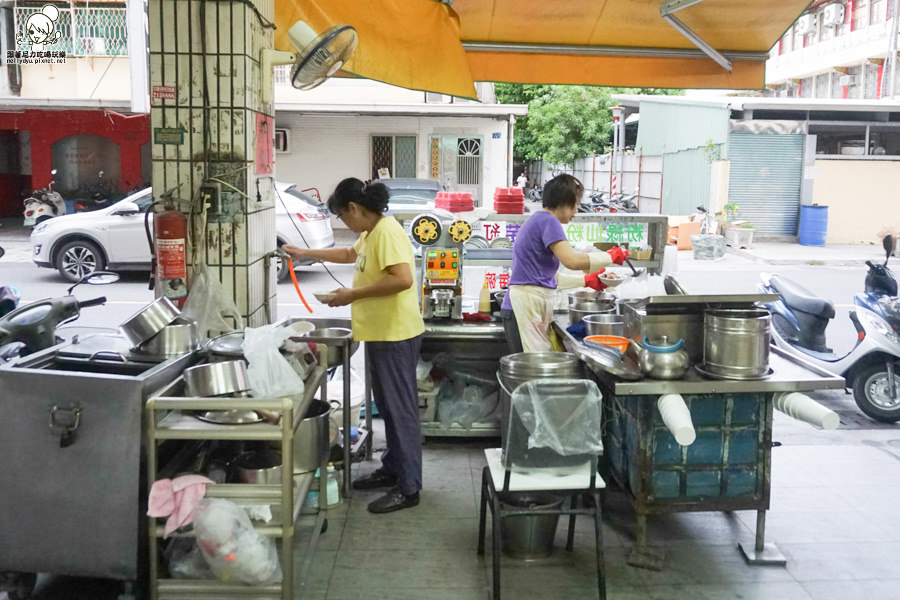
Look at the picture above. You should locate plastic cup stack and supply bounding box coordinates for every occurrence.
[493,187,525,214]
[774,391,839,430]
[436,191,474,212]
[657,393,696,446]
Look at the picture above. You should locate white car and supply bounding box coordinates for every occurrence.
[31,183,334,283]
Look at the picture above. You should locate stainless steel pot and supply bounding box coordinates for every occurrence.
[292,399,331,473]
[568,300,616,325]
[119,296,181,347]
[703,308,771,379]
[232,450,282,484]
[134,317,199,358]
[302,327,359,366]
[498,352,582,395]
[582,314,625,337]
[567,289,609,306]
[183,360,250,397]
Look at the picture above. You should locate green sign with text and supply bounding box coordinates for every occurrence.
[154,127,184,145]
[565,222,647,245]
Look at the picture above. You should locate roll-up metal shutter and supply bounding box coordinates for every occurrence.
[727,133,803,235]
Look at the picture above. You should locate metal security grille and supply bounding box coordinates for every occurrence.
[456,137,481,185]
[728,133,803,235]
[15,4,128,56]
[372,136,392,180]
[371,135,417,179]
[394,136,416,178]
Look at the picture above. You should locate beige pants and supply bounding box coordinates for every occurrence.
[508,285,556,352]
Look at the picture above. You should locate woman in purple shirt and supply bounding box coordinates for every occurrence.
[500,174,627,352]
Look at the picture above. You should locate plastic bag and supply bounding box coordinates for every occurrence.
[182,268,244,339]
[242,324,305,398]
[511,379,604,456]
[193,498,282,585]
[164,538,214,579]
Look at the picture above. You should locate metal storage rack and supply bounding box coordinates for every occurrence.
[145,359,328,600]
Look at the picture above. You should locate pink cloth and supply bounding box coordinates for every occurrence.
[148,475,214,537]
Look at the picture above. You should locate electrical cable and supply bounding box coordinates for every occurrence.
[273,186,346,288]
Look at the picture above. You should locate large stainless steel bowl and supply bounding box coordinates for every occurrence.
[183,360,251,397]
[568,300,616,325]
[119,296,181,347]
[302,327,359,366]
[134,317,199,358]
[582,314,625,337]
[567,289,608,305]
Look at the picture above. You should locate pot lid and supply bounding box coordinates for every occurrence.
[206,331,245,357]
[193,410,262,424]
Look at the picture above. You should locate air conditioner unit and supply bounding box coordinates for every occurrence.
[80,37,106,55]
[838,74,858,86]
[795,14,815,35]
[274,128,290,153]
[822,3,845,27]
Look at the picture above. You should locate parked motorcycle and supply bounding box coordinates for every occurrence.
[759,235,900,422]
[22,169,66,227]
[73,170,114,213]
[0,271,118,362]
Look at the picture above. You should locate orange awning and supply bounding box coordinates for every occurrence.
[274,0,812,96]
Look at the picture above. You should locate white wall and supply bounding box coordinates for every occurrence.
[18,57,131,99]
[273,113,511,206]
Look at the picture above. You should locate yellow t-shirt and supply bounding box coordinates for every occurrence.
[350,217,425,342]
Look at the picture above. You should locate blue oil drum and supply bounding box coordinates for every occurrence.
[798,205,828,247]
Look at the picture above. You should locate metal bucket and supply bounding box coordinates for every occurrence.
[568,300,616,326]
[703,308,771,379]
[497,352,581,438]
[498,492,565,560]
[293,399,331,473]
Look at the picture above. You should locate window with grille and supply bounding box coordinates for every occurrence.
[371,135,416,179]
[15,3,128,56]
[456,137,481,186]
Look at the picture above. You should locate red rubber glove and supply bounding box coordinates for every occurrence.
[584,269,608,291]
[606,246,628,266]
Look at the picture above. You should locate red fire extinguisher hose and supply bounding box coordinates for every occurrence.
[287,257,313,314]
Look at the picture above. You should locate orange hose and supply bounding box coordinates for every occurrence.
[287,257,313,313]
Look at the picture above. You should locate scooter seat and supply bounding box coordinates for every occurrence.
[769,275,835,319]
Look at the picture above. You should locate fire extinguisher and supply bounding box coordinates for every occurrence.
[152,202,189,308]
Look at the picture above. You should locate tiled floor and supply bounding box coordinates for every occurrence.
[8,399,900,600]
[292,406,900,600]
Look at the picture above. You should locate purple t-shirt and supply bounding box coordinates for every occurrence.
[501,211,566,310]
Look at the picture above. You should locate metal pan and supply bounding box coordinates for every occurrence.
[119,296,181,347]
[134,317,199,358]
[183,360,250,397]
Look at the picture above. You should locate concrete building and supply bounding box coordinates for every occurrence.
[615,95,900,245]
[766,0,900,101]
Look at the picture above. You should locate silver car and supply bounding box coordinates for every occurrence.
[31,182,334,283]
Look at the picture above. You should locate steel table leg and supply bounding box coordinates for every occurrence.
[364,343,373,460]
[738,509,787,565]
[342,343,352,498]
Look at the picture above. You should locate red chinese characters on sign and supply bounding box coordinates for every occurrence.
[484,223,502,241]
[498,273,509,289]
[486,273,497,288]
[151,85,176,100]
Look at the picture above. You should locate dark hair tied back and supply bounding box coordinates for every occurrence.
[327,177,390,215]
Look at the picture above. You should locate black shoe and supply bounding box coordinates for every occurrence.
[352,468,398,490]
[367,488,420,514]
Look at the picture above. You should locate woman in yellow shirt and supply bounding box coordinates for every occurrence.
[284,178,425,514]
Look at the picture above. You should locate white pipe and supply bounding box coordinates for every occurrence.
[774,392,839,430]
[657,393,696,446]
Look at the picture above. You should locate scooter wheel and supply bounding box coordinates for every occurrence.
[852,361,900,423]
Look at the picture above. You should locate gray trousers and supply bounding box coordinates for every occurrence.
[367,334,423,495]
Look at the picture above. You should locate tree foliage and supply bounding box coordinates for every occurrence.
[495,84,684,167]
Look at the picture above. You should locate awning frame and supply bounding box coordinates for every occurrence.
[660,0,733,72]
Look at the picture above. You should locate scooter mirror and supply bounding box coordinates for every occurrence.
[0,247,5,259]
[884,234,895,265]
[66,270,119,294]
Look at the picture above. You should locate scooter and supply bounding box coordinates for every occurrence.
[73,170,113,213]
[758,235,900,422]
[0,270,119,362]
[22,169,66,227]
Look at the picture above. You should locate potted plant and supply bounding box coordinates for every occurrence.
[719,202,755,248]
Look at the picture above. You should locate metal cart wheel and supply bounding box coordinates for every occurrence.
[2,572,37,600]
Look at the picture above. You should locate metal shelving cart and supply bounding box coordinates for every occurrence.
[145,358,328,600]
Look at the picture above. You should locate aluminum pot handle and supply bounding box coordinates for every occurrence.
[495,370,514,397]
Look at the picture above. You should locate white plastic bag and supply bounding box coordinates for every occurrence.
[193,498,282,585]
[241,324,305,398]
[182,268,244,339]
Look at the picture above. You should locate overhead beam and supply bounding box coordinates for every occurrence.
[461,41,768,63]
[660,0,733,72]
